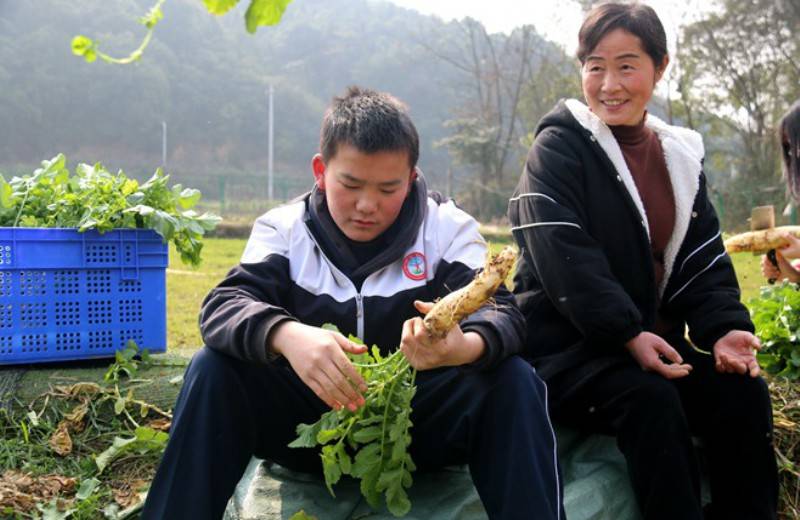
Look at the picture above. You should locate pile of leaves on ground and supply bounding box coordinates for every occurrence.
[0,154,221,266]
[770,377,800,519]
[0,344,184,519]
[748,281,800,518]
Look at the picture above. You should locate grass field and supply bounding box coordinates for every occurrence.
[166,238,247,355]
[731,252,767,303]
[165,236,769,354]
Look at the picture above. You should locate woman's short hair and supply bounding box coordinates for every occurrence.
[577,2,668,68]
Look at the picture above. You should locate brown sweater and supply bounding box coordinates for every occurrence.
[610,115,675,292]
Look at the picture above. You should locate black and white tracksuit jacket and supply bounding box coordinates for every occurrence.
[508,99,753,384]
[200,176,525,369]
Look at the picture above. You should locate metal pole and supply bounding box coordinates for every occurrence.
[268,85,274,202]
[219,177,226,214]
[161,121,167,170]
[447,166,453,199]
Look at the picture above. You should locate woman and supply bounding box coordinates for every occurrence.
[508,3,777,519]
[761,100,800,282]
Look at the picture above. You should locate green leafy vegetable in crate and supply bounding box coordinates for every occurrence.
[0,154,220,266]
[748,280,800,380]
[289,246,516,517]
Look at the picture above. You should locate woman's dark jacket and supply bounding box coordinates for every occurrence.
[508,99,753,385]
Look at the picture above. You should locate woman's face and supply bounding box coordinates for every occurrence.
[581,28,667,126]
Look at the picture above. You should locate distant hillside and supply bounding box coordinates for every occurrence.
[0,0,567,203]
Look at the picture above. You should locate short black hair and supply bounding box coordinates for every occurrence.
[577,2,668,69]
[319,86,419,169]
[781,100,800,201]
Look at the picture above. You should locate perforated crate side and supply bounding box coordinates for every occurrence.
[0,228,168,365]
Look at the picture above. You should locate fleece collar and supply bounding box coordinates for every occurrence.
[564,99,705,297]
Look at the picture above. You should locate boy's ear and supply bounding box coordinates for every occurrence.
[311,154,326,190]
[407,167,418,195]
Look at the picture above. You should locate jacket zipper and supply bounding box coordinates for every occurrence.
[303,222,367,340]
[355,293,364,340]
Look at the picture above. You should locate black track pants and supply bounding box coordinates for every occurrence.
[142,347,565,520]
[547,347,777,520]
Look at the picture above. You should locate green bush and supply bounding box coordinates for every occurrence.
[0,154,221,266]
[748,280,800,380]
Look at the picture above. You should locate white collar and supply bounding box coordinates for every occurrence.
[563,99,704,297]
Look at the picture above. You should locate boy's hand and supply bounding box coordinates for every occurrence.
[270,321,368,411]
[713,330,761,377]
[399,300,486,370]
[624,331,693,379]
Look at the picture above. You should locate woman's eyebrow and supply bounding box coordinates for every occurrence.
[586,52,641,61]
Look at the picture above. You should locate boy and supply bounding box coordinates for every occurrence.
[142,86,562,520]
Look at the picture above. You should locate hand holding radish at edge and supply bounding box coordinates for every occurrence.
[761,232,800,283]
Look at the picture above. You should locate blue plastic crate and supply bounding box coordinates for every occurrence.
[0,228,168,365]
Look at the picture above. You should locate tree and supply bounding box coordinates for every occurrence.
[677,0,800,228]
[517,53,582,150]
[424,20,574,219]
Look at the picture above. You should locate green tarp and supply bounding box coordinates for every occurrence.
[224,428,644,520]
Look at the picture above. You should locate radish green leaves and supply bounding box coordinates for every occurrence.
[289,333,415,517]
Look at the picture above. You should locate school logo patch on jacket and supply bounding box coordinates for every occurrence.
[402,252,427,281]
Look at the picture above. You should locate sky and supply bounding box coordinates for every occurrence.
[384,0,712,103]
[384,0,707,56]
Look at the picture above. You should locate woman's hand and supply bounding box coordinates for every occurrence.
[713,330,761,377]
[624,331,693,379]
[400,300,486,370]
[270,321,368,411]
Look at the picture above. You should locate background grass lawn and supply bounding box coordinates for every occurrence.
[166,238,247,355]
[166,236,768,355]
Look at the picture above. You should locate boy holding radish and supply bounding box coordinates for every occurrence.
[142,86,563,520]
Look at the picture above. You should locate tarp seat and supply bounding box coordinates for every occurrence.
[224,427,644,520]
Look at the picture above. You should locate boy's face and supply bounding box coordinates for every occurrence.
[312,144,415,242]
